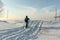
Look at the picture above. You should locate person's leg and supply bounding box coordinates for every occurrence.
[26,22,27,28]
[27,22,28,28]
[26,22,28,28]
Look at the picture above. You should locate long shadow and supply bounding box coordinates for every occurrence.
[42,27,60,30]
[5,21,39,40]
[5,26,32,40]
[0,26,24,36]
[0,21,42,40]
[0,26,25,40]
[1,21,34,40]
[16,21,41,40]
[25,21,43,40]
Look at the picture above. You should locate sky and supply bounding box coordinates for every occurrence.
[0,0,60,20]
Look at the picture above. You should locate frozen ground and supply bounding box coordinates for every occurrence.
[36,21,60,40]
[0,20,24,30]
[0,20,60,40]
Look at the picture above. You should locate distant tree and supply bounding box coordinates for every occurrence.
[0,0,3,17]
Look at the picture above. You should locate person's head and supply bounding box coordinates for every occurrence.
[26,16,28,18]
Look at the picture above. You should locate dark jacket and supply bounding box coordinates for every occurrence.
[25,17,29,23]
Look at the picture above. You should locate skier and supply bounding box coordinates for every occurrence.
[24,16,30,28]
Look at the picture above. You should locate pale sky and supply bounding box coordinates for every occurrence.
[1,0,60,20]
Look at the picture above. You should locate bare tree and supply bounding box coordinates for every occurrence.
[0,0,3,17]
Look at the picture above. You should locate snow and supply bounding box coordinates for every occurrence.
[0,20,60,40]
[0,20,24,30]
[35,35,60,40]
[35,20,60,40]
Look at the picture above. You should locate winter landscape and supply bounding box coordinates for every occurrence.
[0,0,60,40]
[0,20,60,40]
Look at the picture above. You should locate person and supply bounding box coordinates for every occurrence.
[24,16,30,28]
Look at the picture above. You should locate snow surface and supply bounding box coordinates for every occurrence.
[0,20,24,30]
[36,21,60,40]
[0,20,60,40]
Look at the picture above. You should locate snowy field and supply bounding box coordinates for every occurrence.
[36,21,60,40]
[0,20,60,40]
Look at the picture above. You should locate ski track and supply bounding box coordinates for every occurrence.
[0,21,42,40]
